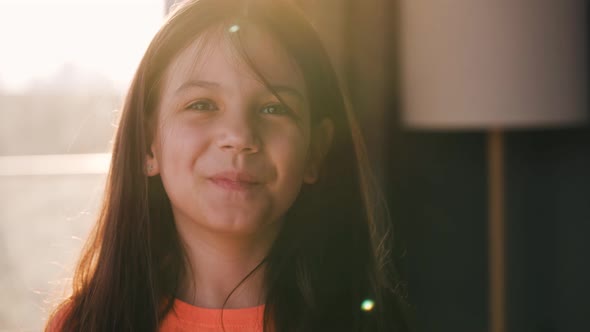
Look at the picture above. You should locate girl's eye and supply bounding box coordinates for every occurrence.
[260,104,289,115]
[186,100,218,111]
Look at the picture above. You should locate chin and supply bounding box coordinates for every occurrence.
[200,211,279,236]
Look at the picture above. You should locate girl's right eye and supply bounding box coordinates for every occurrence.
[185,100,218,111]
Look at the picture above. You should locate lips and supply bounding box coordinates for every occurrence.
[208,171,261,191]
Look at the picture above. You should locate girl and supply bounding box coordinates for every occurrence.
[47,0,410,331]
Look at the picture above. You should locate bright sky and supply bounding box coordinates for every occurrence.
[0,0,163,92]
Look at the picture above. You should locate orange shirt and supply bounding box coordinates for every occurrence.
[47,299,266,332]
[159,299,265,332]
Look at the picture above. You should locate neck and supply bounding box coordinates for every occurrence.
[175,219,279,309]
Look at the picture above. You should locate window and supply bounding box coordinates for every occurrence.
[0,1,162,330]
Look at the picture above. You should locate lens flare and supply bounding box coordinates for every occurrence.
[361,299,375,312]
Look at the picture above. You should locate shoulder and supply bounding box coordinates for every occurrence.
[45,301,73,332]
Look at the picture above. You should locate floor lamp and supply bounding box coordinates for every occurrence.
[399,1,587,331]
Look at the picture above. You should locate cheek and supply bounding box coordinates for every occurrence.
[156,121,212,215]
[264,124,310,185]
[157,120,210,169]
[155,121,213,208]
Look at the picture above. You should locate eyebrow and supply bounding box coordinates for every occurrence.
[175,80,220,93]
[269,85,306,102]
[175,80,306,102]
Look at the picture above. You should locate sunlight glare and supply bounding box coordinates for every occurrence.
[0,0,163,92]
[229,24,240,33]
[361,299,375,312]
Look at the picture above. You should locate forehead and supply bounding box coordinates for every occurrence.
[162,24,306,94]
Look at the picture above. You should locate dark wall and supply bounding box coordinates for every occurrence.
[384,124,590,332]
[385,130,489,332]
[505,128,590,332]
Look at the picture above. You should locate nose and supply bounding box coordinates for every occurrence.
[216,112,261,154]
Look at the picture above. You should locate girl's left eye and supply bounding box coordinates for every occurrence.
[185,100,218,111]
[260,104,289,115]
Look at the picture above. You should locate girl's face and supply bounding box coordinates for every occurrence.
[148,26,324,236]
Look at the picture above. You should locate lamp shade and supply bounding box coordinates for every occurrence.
[399,0,588,129]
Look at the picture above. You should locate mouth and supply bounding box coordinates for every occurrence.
[208,172,262,191]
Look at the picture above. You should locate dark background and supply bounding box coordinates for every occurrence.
[294,0,590,331]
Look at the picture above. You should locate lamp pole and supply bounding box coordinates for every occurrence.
[488,130,505,332]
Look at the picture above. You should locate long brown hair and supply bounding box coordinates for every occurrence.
[47,0,409,331]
